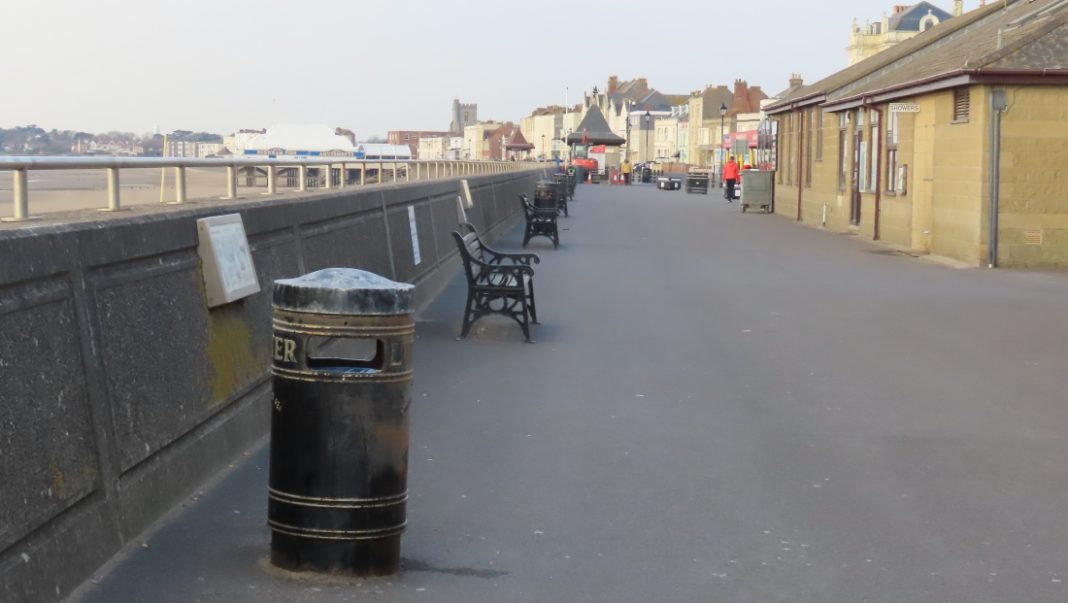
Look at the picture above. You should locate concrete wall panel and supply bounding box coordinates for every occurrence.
[0,168,541,603]
[0,282,98,552]
[93,259,214,471]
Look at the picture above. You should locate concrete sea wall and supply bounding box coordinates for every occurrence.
[0,169,542,603]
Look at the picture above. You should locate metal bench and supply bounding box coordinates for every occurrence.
[451,225,540,342]
[520,193,560,248]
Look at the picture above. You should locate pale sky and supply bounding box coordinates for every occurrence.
[2,0,973,138]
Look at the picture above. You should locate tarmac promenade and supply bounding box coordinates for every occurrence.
[69,183,1068,603]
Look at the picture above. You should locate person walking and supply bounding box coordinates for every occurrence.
[621,159,632,185]
[723,156,740,202]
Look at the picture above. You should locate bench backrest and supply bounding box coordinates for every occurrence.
[451,227,489,282]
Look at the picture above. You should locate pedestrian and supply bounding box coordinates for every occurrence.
[723,156,740,202]
[621,159,632,185]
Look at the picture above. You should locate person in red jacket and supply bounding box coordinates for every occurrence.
[723,156,741,202]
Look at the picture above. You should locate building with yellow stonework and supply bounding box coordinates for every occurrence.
[767,0,1068,267]
[462,122,501,160]
[687,81,769,170]
[847,2,959,66]
[520,108,565,161]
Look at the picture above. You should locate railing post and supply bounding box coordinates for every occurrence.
[298,165,307,191]
[405,162,410,182]
[225,165,238,199]
[174,166,187,204]
[416,162,422,181]
[321,164,330,189]
[339,163,347,188]
[266,165,277,195]
[1,168,37,222]
[360,162,366,186]
[101,167,122,212]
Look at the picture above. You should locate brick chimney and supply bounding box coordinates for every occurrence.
[607,75,619,94]
[731,79,750,112]
[789,73,804,88]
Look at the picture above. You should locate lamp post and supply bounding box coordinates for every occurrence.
[643,111,651,163]
[625,101,635,163]
[541,134,546,161]
[719,102,728,185]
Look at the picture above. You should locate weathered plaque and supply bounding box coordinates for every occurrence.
[196,213,260,307]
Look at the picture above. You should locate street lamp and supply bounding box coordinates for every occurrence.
[625,101,635,162]
[541,134,545,161]
[643,111,651,163]
[719,103,728,183]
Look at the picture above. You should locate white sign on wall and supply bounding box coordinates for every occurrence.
[408,205,422,265]
[459,179,474,209]
[455,195,469,225]
[196,213,260,307]
[889,103,921,113]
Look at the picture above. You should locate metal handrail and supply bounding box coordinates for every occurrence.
[0,156,541,222]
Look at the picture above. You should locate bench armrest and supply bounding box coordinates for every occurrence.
[483,245,541,266]
[469,256,535,278]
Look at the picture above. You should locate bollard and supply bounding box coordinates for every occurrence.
[269,268,415,575]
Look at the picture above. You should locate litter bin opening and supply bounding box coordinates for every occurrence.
[306,336,384,372]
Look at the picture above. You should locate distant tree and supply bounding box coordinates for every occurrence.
[365,135,386,143]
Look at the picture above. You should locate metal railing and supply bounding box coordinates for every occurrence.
[0,156,540,222]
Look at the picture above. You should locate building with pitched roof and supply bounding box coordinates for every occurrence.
[848,2,959,65]
[387,130,449,159]
[767,0,1068,267]
[687,81,769,168]
[520,107,566,160]
[462,122,502,160]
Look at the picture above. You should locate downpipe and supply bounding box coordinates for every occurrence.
[988,89,1007,268]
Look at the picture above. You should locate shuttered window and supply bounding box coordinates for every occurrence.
[953,88,970,122]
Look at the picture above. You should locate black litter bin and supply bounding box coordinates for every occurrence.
[565,167,577,198]
[571,166,586,186]
[551,173,570,216]
[269,268,415,576]
[685,173,709,194]
[534,179,558,210]
[640,167,652,183]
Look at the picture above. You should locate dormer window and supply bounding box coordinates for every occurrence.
[919,11,939,31]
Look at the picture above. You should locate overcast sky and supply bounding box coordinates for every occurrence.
[3,0,974,138]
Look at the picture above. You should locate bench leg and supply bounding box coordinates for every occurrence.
[527,279,538,324]
[459,290,477,339]
[519,297,534,343]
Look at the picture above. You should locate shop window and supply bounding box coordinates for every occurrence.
[815,107,823,161]
[804,109,813,187]
[837,112,848,192]
[867,110,879,193]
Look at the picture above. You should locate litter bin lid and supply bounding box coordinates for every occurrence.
[273,268,414,316]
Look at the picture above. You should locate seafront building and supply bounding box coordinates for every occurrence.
[767,0,1068,267]
[847,1,959,65]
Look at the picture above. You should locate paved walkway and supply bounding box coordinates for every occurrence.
[70,183,1068,603]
